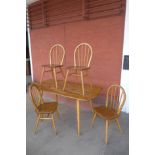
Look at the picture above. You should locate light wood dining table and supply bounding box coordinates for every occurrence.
[35,79,102,136]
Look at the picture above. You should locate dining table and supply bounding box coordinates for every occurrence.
[34,79,102,136]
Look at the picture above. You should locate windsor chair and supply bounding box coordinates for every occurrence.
[29,83,58,134]
[63,43,93,95]
[90,85,126,144]
[40,44,65,88]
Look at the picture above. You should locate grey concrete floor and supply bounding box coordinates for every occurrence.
[26,75,32,92]
[26,75,32,85]
[26,92,129,155]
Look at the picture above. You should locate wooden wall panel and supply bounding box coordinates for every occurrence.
[27,0,125,30]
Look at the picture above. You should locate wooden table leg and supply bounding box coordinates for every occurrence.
[105,120,109,144]
[56,94,60,119]
[89,100,94,113]
[40,67,44,83]
[76,99,80,136]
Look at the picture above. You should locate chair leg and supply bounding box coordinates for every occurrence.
[105,120,109,144]
[63,70,69,91]
[90,112,96,128]
[51,114,57,135]
[80,71,85,95]
[115,118,123,133]
[40,68,45,83]
[53,68,58,88]
[51,68,54,80]
[55,95,60,119]
[33,114,40,134]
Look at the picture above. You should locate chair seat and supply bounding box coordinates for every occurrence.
[38,102,58,114]
[42,64,63,68]
[66,66,90,71]
[93,106,118,120]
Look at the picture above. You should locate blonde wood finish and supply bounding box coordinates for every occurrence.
[63,43,93,95]
[115,118,122,133]
[90,112,96,128]
[77,100,80,136]
[40,68,45,84]
[33,114,40,133]
[29,83,58,134]
[63,70,69,91]
[53,68,58,88]
[80,71,85,96]
[74,43,93,67]
[40,79,102,101]
[51,114,57,134]
[89,100,94,113]
[105,120,109,144]
[91,85,126,144]
[33,80,102,135]
[40,44,65,88]
[55,94,60,119]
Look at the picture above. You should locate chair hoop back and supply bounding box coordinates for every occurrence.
[105,85,126,115]
[29,83,43,112]
[74,43,93,67]
[49,44,65,66]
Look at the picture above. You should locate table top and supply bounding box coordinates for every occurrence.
[34,79,102,101]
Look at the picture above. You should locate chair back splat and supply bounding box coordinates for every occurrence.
[74,43,93,68]
[49,44,65,66]
[29,84,43,112]
[106,85,126,115]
